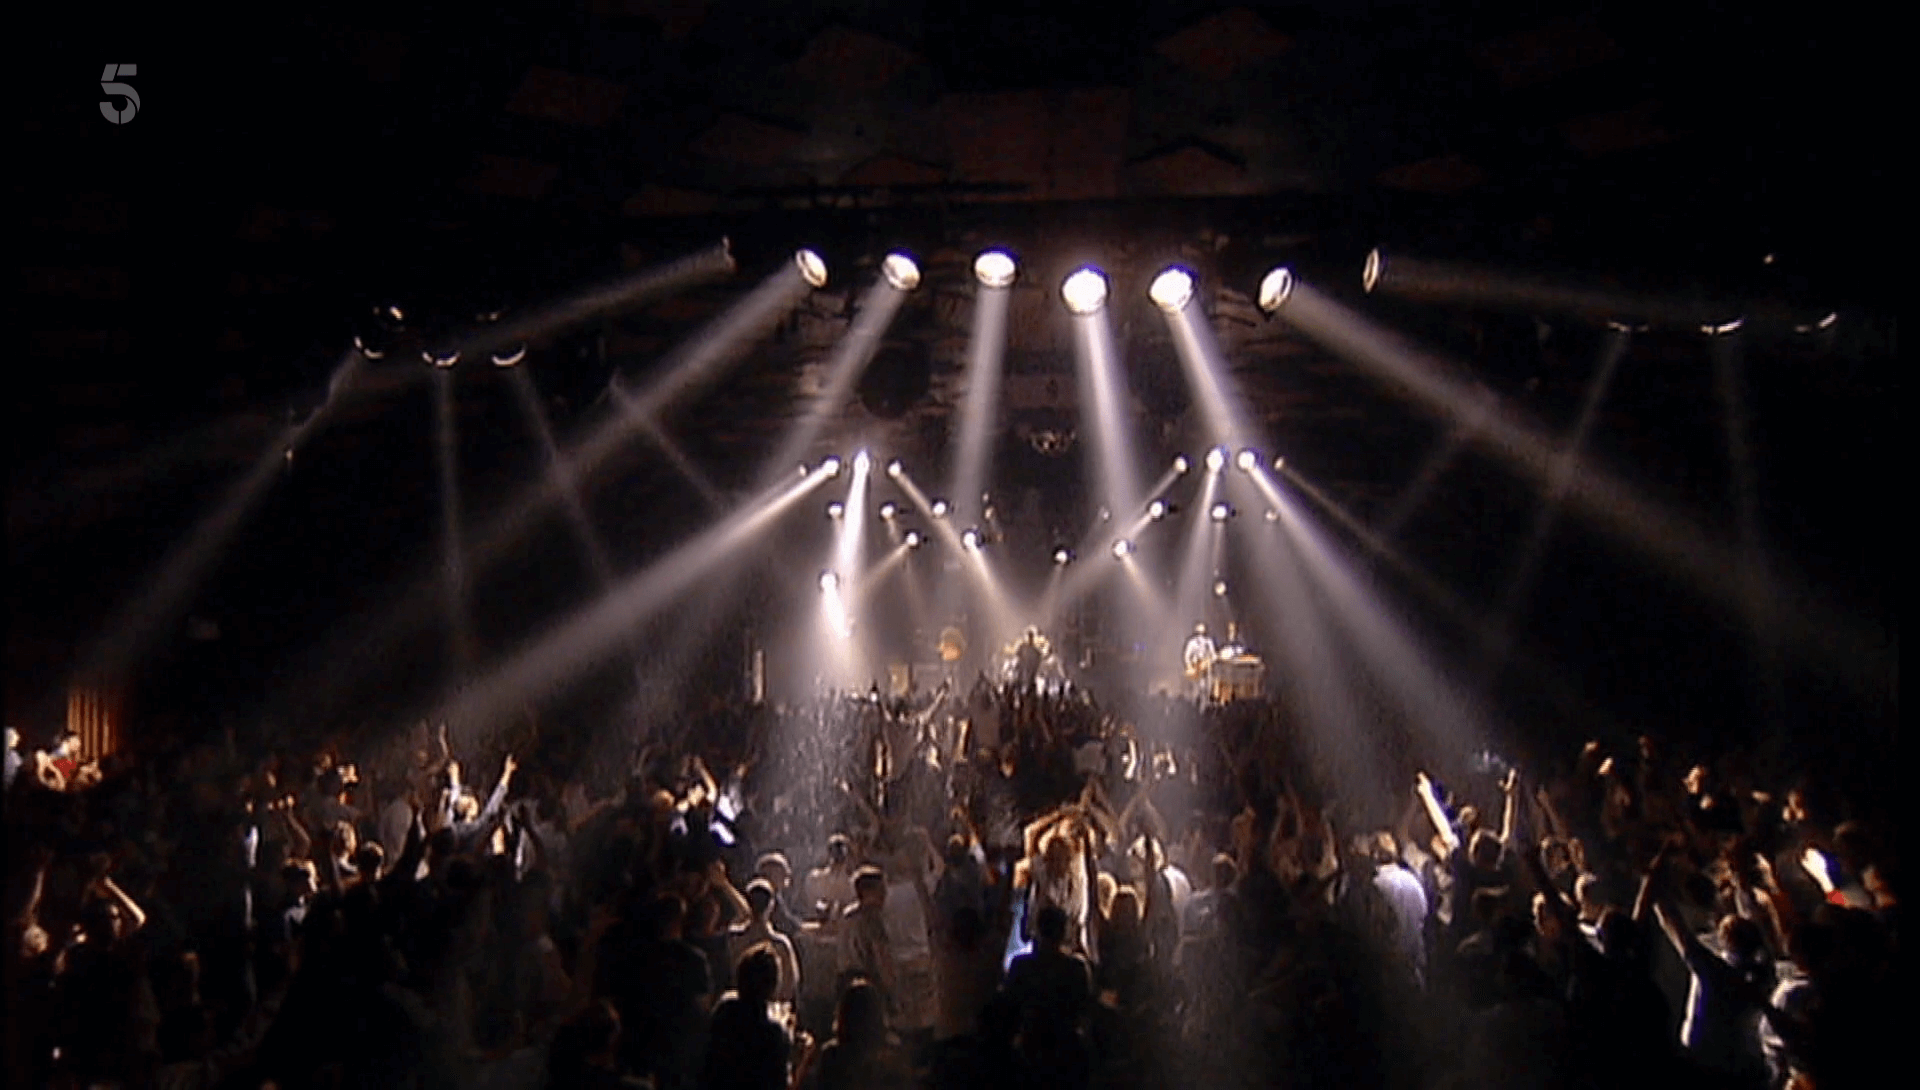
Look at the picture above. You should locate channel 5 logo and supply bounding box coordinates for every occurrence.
[100,64,140,124]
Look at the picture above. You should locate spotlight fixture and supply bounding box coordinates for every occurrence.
[961,528,981,550]
[491,343,527,367]
[974,249,1018,288]
[1213,580,1228,598]
[1206,447,1227,473]
[904,531,923,549]
[1098,506,1112,522]
[1148,500,1168,521]
[426,349,459,369]
[931,499,950,519]
[821,456,843,477]
[827,502,845,520]
[819,571,839,592]
[1149,266,1196,312]
[795,249,829,288]
[879,502,898,521]
[1111,539,1134,559]
[1701,318,1746,336]
[1362,250,1383,294]
[1053,547,1073,565]
[1173,455,1190,475]
[1258,267,1295,313]
[886,458,904,478]
[352,334,386,360]
[1236,449,1259,472]
[1061,266,1109,315]
[1210,503,1232,522]
[1264,508,1279,523]
[1794,312,1840,334]
[1272,455,1286,471]
[853,450,872,474]
[882,252,922,292]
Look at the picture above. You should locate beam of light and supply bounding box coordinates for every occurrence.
[765,277,909,481]
[974,249,1018,288]
[1487,326,1631,666]
[507,367,616,584]
[432,369,476,676]
[1250,464,1488,766]
[950,264,1012,527]
[1709,328,1788,732]
[1237,491,1395,814]
[83,351,369,683]
[1071,307,1146,524]
[1362,249,1811,339]
[1375,385,1498,542]
[607,382,725,511]
[835,449,873,608]
[893,468,1021,648]
[1266,275,1889,690]
[432,465,830,740]
[1270,458,1500,650]
[459,240,735,364]
[1164,304,1260,450]
[1164,471,1222,687]
[275,262,816,718]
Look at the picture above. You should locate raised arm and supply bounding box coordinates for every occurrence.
[1498,769,1520,848]
[1631,838,1678,924]
[1415,772,1461,858]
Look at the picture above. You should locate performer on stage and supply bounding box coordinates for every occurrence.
[1182,623,1217,701]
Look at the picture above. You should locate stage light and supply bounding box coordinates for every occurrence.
[1112,539,1134,559]
[1148,500,1168,521]
[854,450,872,474]
[879,502,898,521]
[931,499,950,518]
[385,304,406,326]
[975,250,1018,288]
[353,334,386,360]
[1098,506,1112,521]
[1273,455,1285,471]
[1702,318,1746,336]
[883,252,921,292]
[1061,267,1109,315]
[1213,580,1228,597]
[1210,503,1231,522]
[819,571,839,592]
[984,506,997,521]
[426,349,460,369]
[1258,267,1295,313]
[491,343,527,367]
[1174,455,1190,475]
[1149,266,1196,312]
[1053,547,1073,565]
[827,502,845,520]
[1264,508,1279,522]
[886,458,904,478]
[1236,449,1258,472]
[1362,250,1383,293]
[905,531,923,548]
[1206,447,1227,473]
[795,249,829,288]
[821,456,842,477]
[961,528,981,550]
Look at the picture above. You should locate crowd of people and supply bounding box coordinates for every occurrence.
[2,677,1897,1089]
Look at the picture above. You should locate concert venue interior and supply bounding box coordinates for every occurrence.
[11,5,1896,1089]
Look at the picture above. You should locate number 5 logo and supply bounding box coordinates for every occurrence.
[100,64,140,124]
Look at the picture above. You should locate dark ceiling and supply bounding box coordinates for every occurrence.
[10,2,1897,757]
